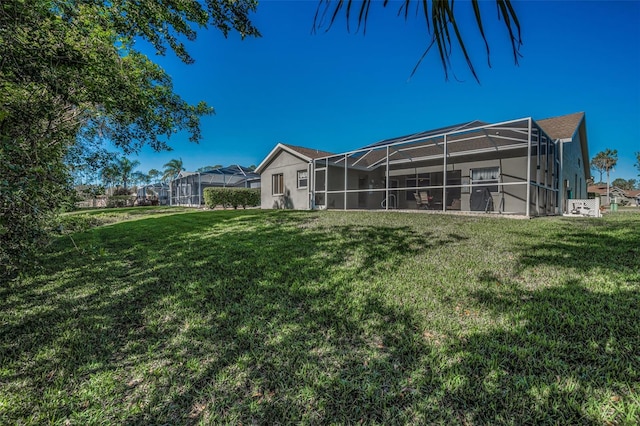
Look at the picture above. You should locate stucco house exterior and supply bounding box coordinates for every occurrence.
[256,144,334,210]
[536,112,589,210]
[256,112,590,217]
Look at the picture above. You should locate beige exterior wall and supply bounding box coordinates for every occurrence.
[260,150,310,210]
[387,155,530,214]
[561,132,588,201]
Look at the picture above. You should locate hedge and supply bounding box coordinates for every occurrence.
[106,195,136,208]
[203,187,260,209]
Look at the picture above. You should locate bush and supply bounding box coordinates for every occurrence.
[112,187,131,196]
[107,195,135,208]
[55,214,102,234]
[203,188,260,209]
[1,133,70,280]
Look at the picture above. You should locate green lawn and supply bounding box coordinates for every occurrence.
[2,209,639,424]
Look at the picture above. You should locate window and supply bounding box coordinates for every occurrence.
[471,167,499,192]
[405,174,429,200]
[297,170,308,188]
[272,173,284,195]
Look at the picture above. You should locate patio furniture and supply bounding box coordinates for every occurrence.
[470,187,494,212]
[415,191,433,209]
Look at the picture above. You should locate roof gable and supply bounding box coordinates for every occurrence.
[536,112,584,140]
[255,143,335,174]
[282,144,334,160]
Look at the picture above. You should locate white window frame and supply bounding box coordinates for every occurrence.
[470,167,500,192]
[297,170,308,189]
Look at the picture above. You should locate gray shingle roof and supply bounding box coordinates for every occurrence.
[282,144,335,160]
[536,112,585,140]
[363,120,487,149]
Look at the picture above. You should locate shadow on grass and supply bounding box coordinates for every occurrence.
[517,217,640,275]
[457,215,640,424]
[454,275,639,424]
[0,211,440,423]
[2,211,638,424]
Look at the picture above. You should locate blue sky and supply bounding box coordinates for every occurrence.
[131,0,640,180]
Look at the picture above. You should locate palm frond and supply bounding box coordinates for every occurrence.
[313,0,523,82]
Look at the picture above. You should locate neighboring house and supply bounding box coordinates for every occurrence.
[629,190,640,206]
[257,112,590,217]
[169,165,260,206]
[136,183,170,205]
[588,185,640,206]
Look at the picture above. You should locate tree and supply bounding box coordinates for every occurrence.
[611,178,638,191]
[117,158,141,193]
[148,169,161,185]
[314,0,522,81]
[163,158,186,182]
[590,149,618,204]
[635,152,640,177]
[100,163,119,191]
[1,0,260,278]
[101,157,141,193]
[590,152,608,183]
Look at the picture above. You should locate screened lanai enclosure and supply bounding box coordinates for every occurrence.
[136,183,170,205]
[170,165,260,206]
[311,118,559,216]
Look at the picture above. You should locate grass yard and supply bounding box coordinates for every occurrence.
[1,208,639,424]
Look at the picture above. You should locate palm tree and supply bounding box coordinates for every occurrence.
[592,149,618,204]
[148,169,161,184]
[132,171,150,198]
[116,157,141,193]
[602,149,618,204]
[100,163,119,193]
[162,158,185,182]
[314,0,522,82]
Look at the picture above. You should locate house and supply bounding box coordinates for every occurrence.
[256,113,590,217]
[169,165,260,206]
[136,183,170,205]
[588,185,640,206]
[255,144,334,209]
[536,112,589,207]
[629,190,640,206]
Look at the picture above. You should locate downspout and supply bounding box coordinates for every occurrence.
[558,138,566,214]
[324,159,328,209]
[344,154,348,210]
[443,134,447,212]
[385,146,390,211]
[309,160,313,210]
[526,118,532,217]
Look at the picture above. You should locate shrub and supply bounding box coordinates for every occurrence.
[1,133,70,280]
[203,188,260,209]
[55,214,102,234]
[107,195,135,208]
[112,187,131,196]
